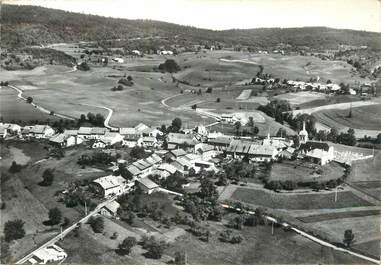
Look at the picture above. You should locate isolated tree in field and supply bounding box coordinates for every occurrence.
[118,236,137,255]
[158,59,180,73]
[343,229,355,247]
[88,216,104,233]
[127,75,133,81]
[4,219,25,242]
[8,161,22,173]
[26,96,33,103]
[171,117,182,132]
[40,169,54,186]
[48,207,62,225]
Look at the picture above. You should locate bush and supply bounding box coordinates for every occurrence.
[39,169,54,186]
[88,216,104,233]
[216,97,221,102]
[117,236,137,255]
[158,59,180,73]
[77,62,90,71]
[206,87,212,93]
[118,78,134,86]
[8,161,22,173]
[48,207,62,225]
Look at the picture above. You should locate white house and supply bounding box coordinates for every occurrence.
[91,175,128,198]
[135,123,150,132]
[112,57,124,63]
[92,140,107,149]
[194,143,220,160]
[78,127,93,139]
[100,132,124,146]
[100,200,120,218]
[28,244,67,265]
[141,136,158,148]
[49,133,83,147]
[137,178,160,194]
[122,134,142,148]
[0,124,8,138]
[29,125,55,139]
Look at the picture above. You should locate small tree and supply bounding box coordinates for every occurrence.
[26,96,33,103]
[88,216,104,233]
[171,117,182,132]
[343,229,355,247]
[48,207,62,225]
[216,97,221,103]
[8,161,22,173]
[4,219,25,242]
[39,169,54,186]
[118,236,137,255]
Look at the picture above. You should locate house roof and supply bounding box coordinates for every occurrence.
[31,125,51,134]
[306,149,327,160]
[103,201,120,213]
[208,136,232,145]
[119,127,138,135]
[64,129,78,136]
[124,134,141,141]
[104,132,121,138]
[158,163,178,174]
[138,177,159,189]
[196,144,215,153]
[135,123,149,132]
[127,165,141,176]
[91,127,107,135]
[170,149,187,157]
[300,141,330,152]
[142,136,156,142]
[78,127,92,135]
[167,133,197,146]
[248,144,276,156]
[93,175,126,190]
[49,133,69,143]
[150,153,162,163]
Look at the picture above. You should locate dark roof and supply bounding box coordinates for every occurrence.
[299,141,330,152]
[208,137,232,145]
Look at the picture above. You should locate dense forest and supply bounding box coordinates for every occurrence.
[1,4,381,49]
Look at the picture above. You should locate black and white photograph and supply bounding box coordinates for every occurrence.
[0,0,380,264]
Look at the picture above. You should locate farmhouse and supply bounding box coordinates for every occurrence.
[154,163,178,178]
[263,134,293,150]
[100,200,120,217]
[127,153,162,177]
[227,139,278,161]
[167,133,198,150]
[91,175,128,198]
[208,136,232,151]
[0,123,22,137]
[29,125,55,139]
[100,132,124,146]
[122,133,142,148]
[90,127,108,139]
[49,133,83,147]
[141,136,158,148]
[29,244,67,265]
[194,143,220,160]
[135,123,149,132]
[141,127,163,138]
[165,148,187,161]
[299,141,334,165]
[78,127,93,139]
[171,157,192,173]
[137,177,160,194]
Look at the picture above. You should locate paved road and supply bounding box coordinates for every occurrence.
[16,197,117,264]
[220,203,379,264]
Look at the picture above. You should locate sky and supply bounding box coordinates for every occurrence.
[4,0,381,32]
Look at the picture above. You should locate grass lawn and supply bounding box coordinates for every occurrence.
[0,86,61,123]
[270,160,344,183]
[274,91,327,105]
[231,188,373,210]
[297,210,380,223]
[165,219,365,264]
[313,104,381,131]
[347,149,381,183]
[352,240,381,259]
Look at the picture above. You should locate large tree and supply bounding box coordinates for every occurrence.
[343,229,355,247]
[48,207,62,225]
[171,117,182,132]
[3,219,25,242]
[118,236,137,255]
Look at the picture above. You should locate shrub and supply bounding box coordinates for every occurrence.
[77,62,90,71]
[4,219,25,242]
[8,161,22,173]
[39,169,54,186]
[158,59,180,73]
[118,78,134,86]
[88,216,104,233]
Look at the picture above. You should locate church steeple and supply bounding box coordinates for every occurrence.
[299,121,308,144]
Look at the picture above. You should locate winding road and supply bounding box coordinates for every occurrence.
[79,103,118,130]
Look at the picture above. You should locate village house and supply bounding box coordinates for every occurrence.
[28,244,67,265]
[0,123,22,137]
[194,143,220,160]
[227,139,279,162]
[171,157,192,173]
[141,136,158,148]
[280,147,296,160]
[262,134,293,150]
[29,125,55,139]
[134,123,150,132]
[137,177,160,194]
[207,136,232,151]
[91,175,129,198]
[126,153,162,177]
[165,148,187,162]
[141,127,163,138]
[78,127,93,139]
[166,133,198,150]
[90,127,108,139]
[100,200,120,218]
[299,141,334,165]
[123,134,143,148]
[100,132,124,146]
[153,163,178,179]
[49,133,83,148]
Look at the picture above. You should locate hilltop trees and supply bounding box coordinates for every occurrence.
[158,59,180,73]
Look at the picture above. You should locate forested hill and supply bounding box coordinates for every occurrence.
[2,4,380,49]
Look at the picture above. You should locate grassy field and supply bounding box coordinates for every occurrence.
[297,210,380,223]
[348,149,381,182]
[270,160,344,183]
[165,219,365,264]
[231,188,373,210]
[274,91,327,105]
[313,104,381,131]
[0,86,61,123]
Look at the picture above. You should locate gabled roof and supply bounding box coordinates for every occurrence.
[93,175,126,190]
[124,134,141,141]
[78,127,92,135]
[104,201,120,213]
[64,130,78,136]
[170,149,187,157]
[167,133,197,146]
[31,125,51,134]
[119,127,138,135]
[150,153,162,163]
[138,177,159,189]
[208,136,232,145]
[135,123,149,132]
[127,165,141,176]
[49,133,70,143]
[142,136,156,142]
[158,163,178,174]
[91,127,107,135]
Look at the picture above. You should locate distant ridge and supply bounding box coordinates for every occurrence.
[1,4,380,49]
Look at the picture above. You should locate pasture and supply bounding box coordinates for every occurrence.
[274,91,327,105]
[230,188,373,210]
[269,160,344,183]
